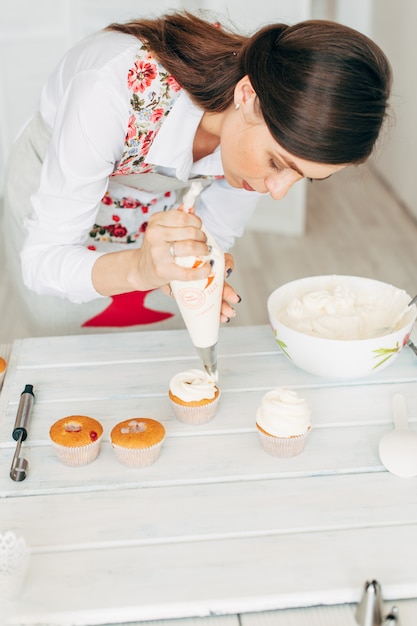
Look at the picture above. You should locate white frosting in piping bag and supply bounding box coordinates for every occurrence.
[170,182,225,349]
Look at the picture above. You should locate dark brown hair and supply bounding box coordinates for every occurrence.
[107,11,392,164]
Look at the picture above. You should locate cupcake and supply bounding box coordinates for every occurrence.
[168,369,220,425]
[0,357,7,391]
[256,387,311,457]
[49,415,103,466]
[110,418,166,467]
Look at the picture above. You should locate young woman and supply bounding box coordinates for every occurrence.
[3,11,391,336]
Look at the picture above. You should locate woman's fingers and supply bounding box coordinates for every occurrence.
[157,240,242,324]
[224,252,234,278]
[220,281,241,323]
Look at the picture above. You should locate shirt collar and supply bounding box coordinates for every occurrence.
[146,91,224,181]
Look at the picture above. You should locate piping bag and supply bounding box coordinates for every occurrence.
[170,182,225,381]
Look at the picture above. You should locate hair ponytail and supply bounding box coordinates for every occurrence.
[243,20,392,163]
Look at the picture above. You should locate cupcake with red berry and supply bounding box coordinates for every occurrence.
[49,415,103,466]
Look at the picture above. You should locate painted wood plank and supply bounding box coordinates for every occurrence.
[242,599,417,626]
[7,326,417,386]
[241,604,358,626]
[0,422,401,497]
[102,618,238,626]
[2,378,417,446]
[2,473,417,549]
[11,326,276,368]
[100,618,238,626]
[6,526,417,626]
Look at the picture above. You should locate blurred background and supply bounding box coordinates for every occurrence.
[1,0,416,342]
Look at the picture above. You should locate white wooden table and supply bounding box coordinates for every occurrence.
[1,325,417,626]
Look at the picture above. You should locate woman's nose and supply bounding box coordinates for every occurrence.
[265,169,302,200]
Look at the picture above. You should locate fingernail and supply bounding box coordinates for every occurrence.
[226,268,233,278]
[225,317,231,323]
[237,294,242,303]
[209,259,215,267]
[207,245,213,254]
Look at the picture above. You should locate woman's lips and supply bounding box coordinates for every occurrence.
[242,180,255,192]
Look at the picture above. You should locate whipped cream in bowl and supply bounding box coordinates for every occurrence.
[268,275,416,379]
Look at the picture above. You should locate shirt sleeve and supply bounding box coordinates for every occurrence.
[194,178,262,251]
[20,71,129,303]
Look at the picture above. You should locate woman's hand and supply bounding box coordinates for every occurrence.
[134,209,213,289]
[92,209,212,296]
[160,252,241,323]
[220,253,241,323]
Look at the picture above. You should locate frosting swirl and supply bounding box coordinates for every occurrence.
[256,388,311,437]
[169,369,218,402]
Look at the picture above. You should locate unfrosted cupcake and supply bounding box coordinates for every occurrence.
[256,388,311,457]
[110,418,166,467]
[49,415,103,466]
[0,357,7,391]
[168,369,220,425]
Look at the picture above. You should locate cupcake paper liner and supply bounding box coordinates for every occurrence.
[111,439,165,468]
[257,427,310,458]
[51,436,102,467]
[170,393,220,425]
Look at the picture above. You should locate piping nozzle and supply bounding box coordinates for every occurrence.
[196,344,218,382]
[355,579,384,626]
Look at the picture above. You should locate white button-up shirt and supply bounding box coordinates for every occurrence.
[21,31,261,303]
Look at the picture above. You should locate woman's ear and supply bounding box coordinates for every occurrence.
[234,75,256,108]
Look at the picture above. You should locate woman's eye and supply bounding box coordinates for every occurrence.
[269,159,283,172]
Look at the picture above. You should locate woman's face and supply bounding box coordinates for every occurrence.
[219,77,346,200]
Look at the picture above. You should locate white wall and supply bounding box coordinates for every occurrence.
[327,0,417,221]
[368,0,417,220]
[0,0,184,187]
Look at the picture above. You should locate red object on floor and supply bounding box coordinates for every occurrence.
[82,290,174,327]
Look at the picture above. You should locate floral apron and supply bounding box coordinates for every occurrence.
[89,45,214,252]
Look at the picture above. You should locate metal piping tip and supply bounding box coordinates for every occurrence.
[196,344,218,382]
[355,579,384,626]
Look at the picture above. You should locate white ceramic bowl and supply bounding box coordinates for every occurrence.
[267,275,416,379]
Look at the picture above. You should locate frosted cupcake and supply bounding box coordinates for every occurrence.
[0,357,7,391]
[168,369,220,425]
[110,418,166,468]
[256,388,311,457]
[49,416,103,466]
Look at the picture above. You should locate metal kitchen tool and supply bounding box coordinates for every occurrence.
[408,339,417,357]
[355,579,384,626]
[382,606,401,625]
[373,294,417,336]
[10,384,35,482]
